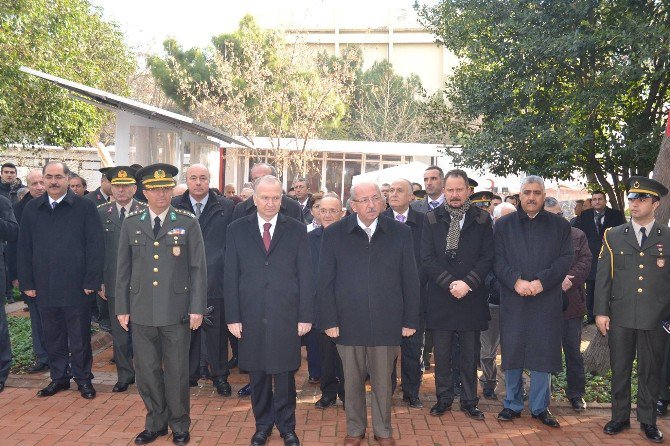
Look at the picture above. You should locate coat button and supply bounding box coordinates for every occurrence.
[154,241,159,246]
[154,254,159,260]
[265,261,269,266]
[153,281,158,286]
[153,268,158,273]
[640,252,644,257]
[639,264,644,269]
[134,240,138,243]
[638,288,643,293]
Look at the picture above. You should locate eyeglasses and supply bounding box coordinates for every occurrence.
[351,195,381,205]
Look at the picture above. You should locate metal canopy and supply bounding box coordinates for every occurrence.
[20,66,252,148]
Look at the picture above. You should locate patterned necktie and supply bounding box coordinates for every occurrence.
[195,202,202,219]
[364,227,372,241]
[119,207,126,223]
[640,227,647,247]
[263,222,272,252]
[51,201,57,210]
[153,216,161,238]
[396,214,406,223]
[596,212,604,235]
[430,201,439,210]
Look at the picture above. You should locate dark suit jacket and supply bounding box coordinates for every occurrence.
[297,194,314,224]
[172,190,235,299]
[7,191,34,282]
[0,196,18,296]
[232,195,304,223]
[224,212,314,373]
[308,226,324,329]
[421,205,494,331]
[572,207,626,280]
[18,190,104,307]
[318,213,420,346]
[563,227,592,320]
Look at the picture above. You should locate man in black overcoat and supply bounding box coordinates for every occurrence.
[172,164,235,396]
[18,161,104,399]
[421,170,493,420]
[0,193,18,392]
[572,190,625,324]
[224,175,313,446]
[494,175,573,428]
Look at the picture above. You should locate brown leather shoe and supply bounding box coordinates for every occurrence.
[373,435,396,445]
[343,435,364,446]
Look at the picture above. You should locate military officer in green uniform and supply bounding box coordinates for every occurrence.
[116,163,206,446]
[595,176,670,443]
[97,166,146,393]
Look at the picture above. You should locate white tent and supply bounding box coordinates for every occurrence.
[352,161,429,186]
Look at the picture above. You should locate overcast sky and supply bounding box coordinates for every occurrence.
[91,0,434,54]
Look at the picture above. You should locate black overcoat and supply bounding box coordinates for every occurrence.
[172,190,235,299]
[421,205,493,331]
[317,213,420,346]
[0,195,18,296]
[494,209,573,372]
[18,190,104,307]
[224,212,313,373]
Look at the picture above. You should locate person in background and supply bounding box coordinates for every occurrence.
[172,184,188,197]
[224,183,236,198]
[490,195,502,215]
[411,182,423,193]
[0,162,22,205]
[544,197,591,413]
[293,178,314,224]
[570,199,585,225]
[504,195,519,208]
[306,193,323,233]
[69,174,88,197]
[85,167,112,205]
[240,187,254,201]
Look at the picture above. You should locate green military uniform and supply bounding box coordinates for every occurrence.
[115,164,206,435]
[595,176,670,431]
[97,166,146,388]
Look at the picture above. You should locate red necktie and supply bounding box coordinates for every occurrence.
[263,222,272,252]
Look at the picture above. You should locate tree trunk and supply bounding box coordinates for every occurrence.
[582,325,611,376]
[653,111,670,225]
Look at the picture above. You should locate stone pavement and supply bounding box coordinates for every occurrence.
[1,318,667,445]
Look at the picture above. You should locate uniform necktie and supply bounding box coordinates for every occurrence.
[119,207,126,223]
[195,202,202,219]
[153,216,161,238]
[396,214,406,223]
[430,200,439,210]
[364,227,372,241]
[263,222,272,252]
[640,226,647,247]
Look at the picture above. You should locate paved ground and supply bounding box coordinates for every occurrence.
[3,305,667,445]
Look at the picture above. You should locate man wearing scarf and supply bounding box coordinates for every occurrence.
[421,169,494,420]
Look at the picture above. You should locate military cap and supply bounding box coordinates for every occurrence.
[413,190,427,199]
[627,176,669,199]
[99,167,111,174]
[136,163,178,189]
[106,166,137,185]
[470,190,493,207]
[468,178,479,188]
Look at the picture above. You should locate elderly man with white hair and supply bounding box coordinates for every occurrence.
[493,175,573,428]
[318,181,420,446]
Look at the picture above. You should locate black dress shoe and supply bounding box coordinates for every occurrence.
[214,378,232,397]
[78,383,96,399]
[250,428,272,445]
[657,400,669,417]
[570,397,586,412]
[641,423,664,443]
[462,406,485,420]
[603,420,630,435]
[315,395,337,409]
[112,381,134,392]
[532,410,560,428]
[172,431,190,445]
[99,321,112,332]
[497,408,521,421]
[402,395,424,408]
[482,388,498,400]
[26,362,49,373]
[37,381,70,397]
[134,428,168,445]
[281,431,300,446]
[238,383,252,397]
[0,382,5,392]
[429,400,452,416]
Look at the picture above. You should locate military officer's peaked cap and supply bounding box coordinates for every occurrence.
[136,163,178,189]
[470,190,493,207]
[99,167,111,174]
[627,176,669,199]
[106,166,138,185]
[413,190,427,199]
[468,178,478,188]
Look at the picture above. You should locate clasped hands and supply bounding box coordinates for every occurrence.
[448,280,470,299]
[514,278,544,297]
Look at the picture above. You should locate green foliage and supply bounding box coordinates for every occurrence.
[416,0,670,209]
[7,316,32,373]
[0,0,136,146]
[552,359,637,403]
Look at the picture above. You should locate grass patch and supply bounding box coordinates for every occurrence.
[8,315,33,373]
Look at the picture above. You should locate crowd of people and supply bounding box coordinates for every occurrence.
[0,160,668,446]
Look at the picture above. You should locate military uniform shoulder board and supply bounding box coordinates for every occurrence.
[126,210,144,218]
[97,202,110,209]
[174,208,196,218]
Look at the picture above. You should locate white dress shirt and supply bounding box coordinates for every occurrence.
[258,213,278,238]
[357,216,378,237]
[631,219,655,246]
[48,193,67,208]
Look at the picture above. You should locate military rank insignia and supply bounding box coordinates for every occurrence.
[658,243,665,268]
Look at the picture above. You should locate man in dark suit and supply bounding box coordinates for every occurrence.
[319,182,420,446]
[225,175,313,446]
[0,194,18,392]
[7,169,49,373]
[384,179,426,409]
[595,177,670,443]
[572,191,625,324]
[172,164,235,396]
[97,166,146,393]
[422,170,493,421]
[18,161,104,399]
[292,177,313,224]
[311,194,345,410]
